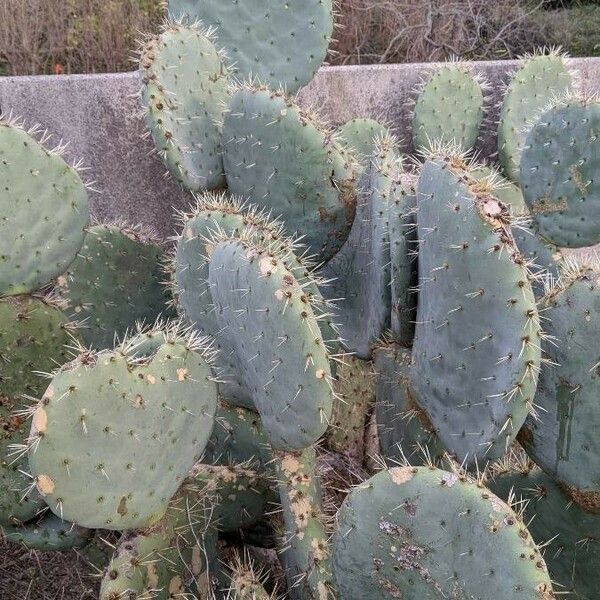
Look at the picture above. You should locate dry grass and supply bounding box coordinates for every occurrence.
[330,0,550,64]
[0,0,164,76]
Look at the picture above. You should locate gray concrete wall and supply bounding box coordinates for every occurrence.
[1,59,600,240]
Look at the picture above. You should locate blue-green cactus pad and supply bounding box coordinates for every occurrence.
[490,463,599,600]
[322,138,398,358]
[168,0,334,93]
[332,466,555,600]
[412,65,484,152]
[520,98,600,248]
[412,158,541,464]
[498,53,572,182]
[374,343,444,464]
[208,237,333,450]
[59,224,174,349]
[222,84,357,262]
[140,22,229,191]
[28,330,217,530]
[0,122,89,296]
[0,296,71,526]
[338,118,391,170]
[520,270,600,511]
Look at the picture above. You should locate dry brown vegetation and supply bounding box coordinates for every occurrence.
[330,0,550,65]
[0,0,164,76]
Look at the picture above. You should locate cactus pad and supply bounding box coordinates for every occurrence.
[332,466,555,600]
[520,97,600,248]
[168,0,334,93]
[59,224,173,349]
[520,268,600,511]
[322,137,397,358]
[412,157,541,463]
[374,343,444,464]
[2,513,93,551]
[0,121,89,296]
[27,325,218,530]
[208,237,333,450]
[490,461,599,600]
[338,118,390,170]
[140,22,229,191]
[412,65,485,153]
[0,295,72,525]
[222,84,357,262]
[389,173,418,345]
[275,448,333,599]
[498,52,572,182]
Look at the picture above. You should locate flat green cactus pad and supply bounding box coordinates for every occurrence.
[338,118,391,170]
[222,84,357,262]
[521,98,600,248]
[0,121,89,296]
[208,237,333,450]
[168,0,334,93]
[322,136,397,358]
[490,462,600,600]
[520,269,600,511]
[498,52,572,182]
[0,295,72,526]
[59,224,174,349]
[412,157,541,464]
[374,342,444,464]
[332,466,555,600]
[2,513,93,551]
[412,65,485,153]
[140,22,229,191]
[99,484,218,600]
[28,327,217,530]
[389,173,418,345]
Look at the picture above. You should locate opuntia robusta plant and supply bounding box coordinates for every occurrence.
[4,6,600,598]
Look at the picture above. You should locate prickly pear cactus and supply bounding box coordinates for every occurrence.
[226,554,275,600]
[208,236,333,450]
[275,448,333,600]
[374,342,444,464]
[204,401,272,471]
[412,155,541,464]
[2,513,93,551]
[498,51,573,182]
[0,120,89,296]
[472,166,562,294]
[519,267,600,511]
[322,136,397,358]
[140,21,229,191]
[58,224,173,349]
[412,64,485,153]
[332,466,555,600]
[328,356,376,462]
[338,119,391,170]
[0,295,72,526]
[389,173,418,345]
[520,96,600,248]
[188,463,272,532]
[100,485,218,600]
[168,0,334,93]
[490,458,599,600]
[222,83,357,262]
[27,325,217,530]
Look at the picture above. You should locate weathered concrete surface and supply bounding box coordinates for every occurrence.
[0,59,599,239]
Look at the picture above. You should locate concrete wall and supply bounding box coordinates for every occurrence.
[1,59,600,240]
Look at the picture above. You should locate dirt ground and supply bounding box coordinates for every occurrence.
[0,538,100,599]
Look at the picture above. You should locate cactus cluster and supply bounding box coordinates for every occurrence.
[2,7,600,600]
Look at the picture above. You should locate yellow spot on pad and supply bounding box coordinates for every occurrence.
[35,474,55,496]
[147,374,156,384]
[177,368,188,381]
[32,407,48,435]
[389,467,415,485]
